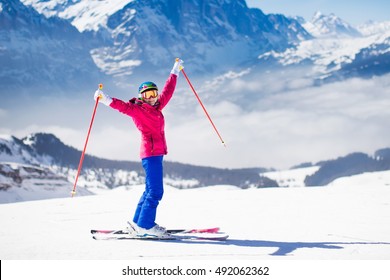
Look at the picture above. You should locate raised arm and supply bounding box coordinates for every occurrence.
[158,58,184,110]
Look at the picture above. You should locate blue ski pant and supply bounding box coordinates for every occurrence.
[133,155,164,229]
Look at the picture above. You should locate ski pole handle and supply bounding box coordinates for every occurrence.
[97,83,104,99]
[175,58,184,71]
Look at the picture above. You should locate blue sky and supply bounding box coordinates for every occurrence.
[246,0,390,25]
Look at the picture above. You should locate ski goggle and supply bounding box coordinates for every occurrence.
[143,89,158,99]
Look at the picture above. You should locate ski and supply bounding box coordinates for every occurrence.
[91,227,220,235]
[92,232,229,241]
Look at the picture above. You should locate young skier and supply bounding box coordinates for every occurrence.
[93,58,184,237]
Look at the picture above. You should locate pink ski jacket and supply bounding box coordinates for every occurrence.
[110,74,177,159]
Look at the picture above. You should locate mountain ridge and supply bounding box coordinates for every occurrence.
[3,0,312,92]
[2,132,390,202]
[0,133,276,195]
[0,0,106,95]
[2,0,388,95]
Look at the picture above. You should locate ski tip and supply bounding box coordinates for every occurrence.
[189,227,221,233]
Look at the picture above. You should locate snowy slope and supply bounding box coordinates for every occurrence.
[0,134,95,202]
[21,0,132,32]
[261,13,390,79]
[0,162,93,203]
[1,133,275,203]
[260,29,390,78]
[1,170,390,260]
[18,0,310,80]
[0,0,104,93]
[262,166,320,188]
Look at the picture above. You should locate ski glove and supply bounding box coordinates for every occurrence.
[94,90,112,106]
[170,58,184,76]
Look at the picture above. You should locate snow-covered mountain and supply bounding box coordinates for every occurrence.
[0,161,93,203]
[302,11,361,38]
[0,0,105,95]
[20,0,131,32]
[39,0,309,75]
[260,12,390,81]
[0,133,275,203]
[3,132,390,203]
[0,134,93,203]
[2,0,388,94]
[2,0,310,93]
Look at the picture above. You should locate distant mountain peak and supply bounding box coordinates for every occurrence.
[20,0,132,32]
[1,132,274,200]
[18,0,311,79]
[3,0,389,93]
[23,132,61,146]
[304,11,361,38]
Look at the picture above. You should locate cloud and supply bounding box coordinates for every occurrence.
[164,72,390,169]
[2,72,390,170]
[199,68,252,97]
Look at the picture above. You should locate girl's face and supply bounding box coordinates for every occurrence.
[143,90,158,106]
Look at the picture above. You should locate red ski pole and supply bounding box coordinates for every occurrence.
[181,69,226,147]
[71,84,103,197]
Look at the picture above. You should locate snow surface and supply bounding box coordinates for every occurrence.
[260,16,390,79]
[0,162,93,203]
[260,28,390,76]
[262,166,320,188]
[21,0,132,32]
[1,170,390,260]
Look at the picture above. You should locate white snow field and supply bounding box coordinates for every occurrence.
[1,170,390,280]
[1,170,390,260]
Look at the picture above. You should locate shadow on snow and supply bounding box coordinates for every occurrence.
[155,238,390,256]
